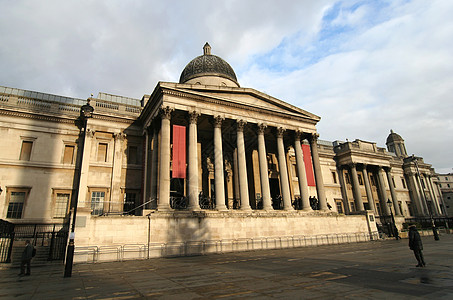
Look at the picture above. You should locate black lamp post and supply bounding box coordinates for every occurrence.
[387,199,399,239]
[64,99,94,277]
[411,155,439,241]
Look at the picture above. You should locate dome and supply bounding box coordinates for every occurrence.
[179,43,239,87]
[386,129,404,144]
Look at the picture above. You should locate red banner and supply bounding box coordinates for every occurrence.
[302,144,315,186]
[172,125,186,178]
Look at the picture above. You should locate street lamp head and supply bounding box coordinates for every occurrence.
[387,199,392,205]
[80,99,94,119]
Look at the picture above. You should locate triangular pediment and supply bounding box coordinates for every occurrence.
[158,82,320,123]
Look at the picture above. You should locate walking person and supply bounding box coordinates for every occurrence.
[19,240,34,276]
[408,225,425,267]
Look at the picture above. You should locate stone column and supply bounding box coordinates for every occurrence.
[276,128,292,210]
[337,166,349,213]
[350,163,364,211]
[158,107,172,211]
[257,124,272,210]
[188,111,200,210]
[142,128,149,208]
[407,172,425,216]
[426,175,440,215]
[385,168,401,215]
[377,167,390,215]
[149,128,159,209]
[214,116,227,211]
[110,132,126,212]
[362,164,375,212]
[294,131,310,210]
[309,133,328,210]
[237,120,251,210]
[415,173,429,215]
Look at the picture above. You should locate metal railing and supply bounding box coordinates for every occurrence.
[73,231,379,263]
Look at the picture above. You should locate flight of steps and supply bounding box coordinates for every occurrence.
[9,243,63,268]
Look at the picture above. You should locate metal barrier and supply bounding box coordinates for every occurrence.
[73,231,380,263]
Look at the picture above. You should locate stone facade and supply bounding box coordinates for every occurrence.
[0,44,446,261]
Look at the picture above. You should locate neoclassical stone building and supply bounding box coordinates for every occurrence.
[0,44,446,261]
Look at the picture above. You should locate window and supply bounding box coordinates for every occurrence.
[20,141,33,161]
[345,172,351,184]
[7,191,27,218]
[332,171,337,184]
[91,191,105,215]
[123,192,138,215]
[448,184,451,188]
[128,145,138,164]
[54,193,70,218]
[370,174,376,186]
[392,177,396,188]
[420,177,425,189]
[407,202,414,216]
[376,202,382,216]
[398,201,403,216]
[401,178,407,189]
[97,143,108,162]
[350,201,356,212]
[63,145,75,164]
[335,200,343,214]
[358,174,363,185]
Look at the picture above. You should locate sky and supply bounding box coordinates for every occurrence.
[0,0,452,173]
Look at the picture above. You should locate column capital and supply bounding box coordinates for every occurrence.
[309,132,320,142]
[296,130,306,141]
[160,106,173,120]
[348,162,357,169]
[113,132,126,140]
[189,111,200,124]
[213,115,224,128]
[277,127,286,138]
[237,120,247,132]
[362,163,368,169]
[85,128,95,138]
[258,123,267,135]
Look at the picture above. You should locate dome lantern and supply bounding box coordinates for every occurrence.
[179,43,239,87]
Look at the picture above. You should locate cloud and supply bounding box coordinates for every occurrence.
[0,0,452,173]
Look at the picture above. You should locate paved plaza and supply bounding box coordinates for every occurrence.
[1,234,452,299]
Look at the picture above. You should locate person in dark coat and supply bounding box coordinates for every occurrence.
[408,225,425,267]
[19,240,33,276]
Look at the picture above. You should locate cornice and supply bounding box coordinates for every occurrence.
[161,88,319,125]
[0,108,76,124]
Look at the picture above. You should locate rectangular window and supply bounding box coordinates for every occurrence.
[91,191,105,215]
[407,201,414,216]
[358,174,363,185]
[332,171,337,184]
[345,172,351,184]
[54,193,70,218]
[392,177,396,188]
[420,177,425,189]
[123,192,137,215]
[63,145,75,164]
[335,200,343,214]
[97,143,108,162]
[7,191,26,219]
[349,201,356,212]
[401,178,407,189]
[128,145,138,165]
[371,174,376,186]
[375,202,382,216]
[20,141,33,161]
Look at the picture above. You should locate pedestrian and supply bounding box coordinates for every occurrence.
[19,240,34,276]
[408,225,425,267]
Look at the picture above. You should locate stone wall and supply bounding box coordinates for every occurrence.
[73,210,376,262]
